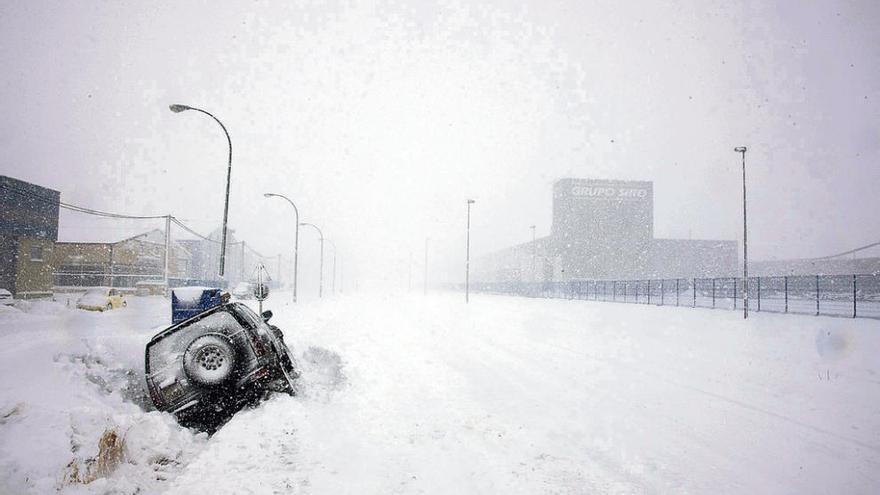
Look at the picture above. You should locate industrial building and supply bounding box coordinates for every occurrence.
[0,176,60,298]
[474,178,738,283]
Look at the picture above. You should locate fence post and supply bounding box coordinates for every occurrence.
[660,280,664,306]
[647,280,651,305]
[693,278,697,307]
[757,277,761,312]
[712,278,716,308]
[613,281,617,302]
[784,276,788,313]
[853,274,857,318]
[815,274,820,316]
[734,277,737,310]
[676,278,680,306]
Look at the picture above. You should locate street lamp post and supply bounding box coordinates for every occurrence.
[466,199,475,303]
[300,222,324,298]
[169,104,233,278]
[735,146,749,319]
[264,193,300,303]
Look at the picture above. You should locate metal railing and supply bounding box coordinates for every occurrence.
[470,274,880,319]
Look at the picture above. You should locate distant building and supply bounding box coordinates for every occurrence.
[751,257,880,276]
[54,229,191,289]
[0,176,60,298]
[474,178,738,283]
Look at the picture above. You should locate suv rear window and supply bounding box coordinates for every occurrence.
[233,304,262,329]
[148,311,241,373]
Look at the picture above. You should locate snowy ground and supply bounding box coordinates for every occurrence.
[0,292,878,494]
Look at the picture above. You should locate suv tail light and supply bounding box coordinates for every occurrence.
[248,333,267,357]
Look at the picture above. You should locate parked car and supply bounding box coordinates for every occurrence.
[231,282,255,300]
[0,289,13,306]
[145,289,298,430]
[76,287,126,311]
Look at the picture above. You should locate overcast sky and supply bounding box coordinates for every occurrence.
[1,0,878,285]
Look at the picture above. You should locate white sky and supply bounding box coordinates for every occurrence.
[1,0,878,285]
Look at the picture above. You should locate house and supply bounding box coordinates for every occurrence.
[54,229,191,290]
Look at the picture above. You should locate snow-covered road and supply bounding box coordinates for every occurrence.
[2,292,879,493]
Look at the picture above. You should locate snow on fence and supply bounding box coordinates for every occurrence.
[470,274,880,319]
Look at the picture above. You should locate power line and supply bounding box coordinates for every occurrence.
[0,181,167,220]
[3,181,276,256]
[814,240,880,260]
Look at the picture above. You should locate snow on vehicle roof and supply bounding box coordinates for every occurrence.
[171,287,221,303]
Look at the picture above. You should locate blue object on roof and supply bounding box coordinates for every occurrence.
[171,287,228,324]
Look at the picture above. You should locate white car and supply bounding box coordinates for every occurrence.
[0,289,13,306]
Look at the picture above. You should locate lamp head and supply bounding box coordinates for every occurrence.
[263,193,275,198]
[169,104,191,113]
[734,146,747,153]
[467,199,476,204]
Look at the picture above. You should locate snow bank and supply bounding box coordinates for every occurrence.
[0,296,205,494]
[1,291,878,494]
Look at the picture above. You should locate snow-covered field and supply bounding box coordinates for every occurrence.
[0,292,878,494]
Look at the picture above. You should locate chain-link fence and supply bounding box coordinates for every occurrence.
[470,274,880,319]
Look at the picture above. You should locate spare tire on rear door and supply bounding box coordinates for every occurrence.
[183,334,237,387]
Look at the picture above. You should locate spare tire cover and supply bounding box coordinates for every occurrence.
[183,334,237,386]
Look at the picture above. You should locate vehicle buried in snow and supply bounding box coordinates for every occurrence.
[231,281,256,300]
[145,287,298,430]
[77,287,126,311]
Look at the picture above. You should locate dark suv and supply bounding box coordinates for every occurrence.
[145,301,298,429]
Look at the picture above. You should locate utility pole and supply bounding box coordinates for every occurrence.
[735,146,749,319]
[240,241,246,282]
[164,215,171,291]
[466,199,475,303]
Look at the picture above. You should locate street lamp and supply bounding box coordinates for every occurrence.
[169,104,233,278]
[325,239,338,295]
[466,199,475,303]
[264,193,300,303]
[300,222,324,298]
[735,146,749,319]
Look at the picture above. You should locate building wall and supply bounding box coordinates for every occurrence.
[0,234,16,293]
[552,178,653,280]
[0,176,60,297]
[14,237,56,297]
[650,238,738,279]
[751,257,880,276]
[473,237,553,283]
